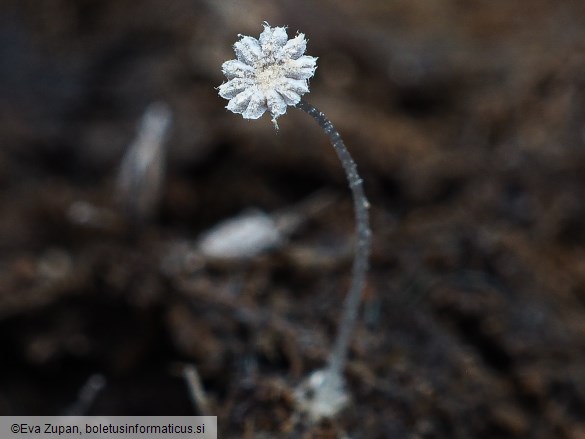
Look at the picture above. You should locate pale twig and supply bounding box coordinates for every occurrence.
[182,364,211,416]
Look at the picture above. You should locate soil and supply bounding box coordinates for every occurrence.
[2,1,585,438]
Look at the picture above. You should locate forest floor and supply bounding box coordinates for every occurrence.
[2,1,585,437]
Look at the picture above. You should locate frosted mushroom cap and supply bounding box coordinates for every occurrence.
[218,23,318,125]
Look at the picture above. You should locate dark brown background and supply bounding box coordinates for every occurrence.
[2,0,585,437]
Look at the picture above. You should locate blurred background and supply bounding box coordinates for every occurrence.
[1,0,585,437]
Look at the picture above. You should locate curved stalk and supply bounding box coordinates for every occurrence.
[296,99,372,379]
